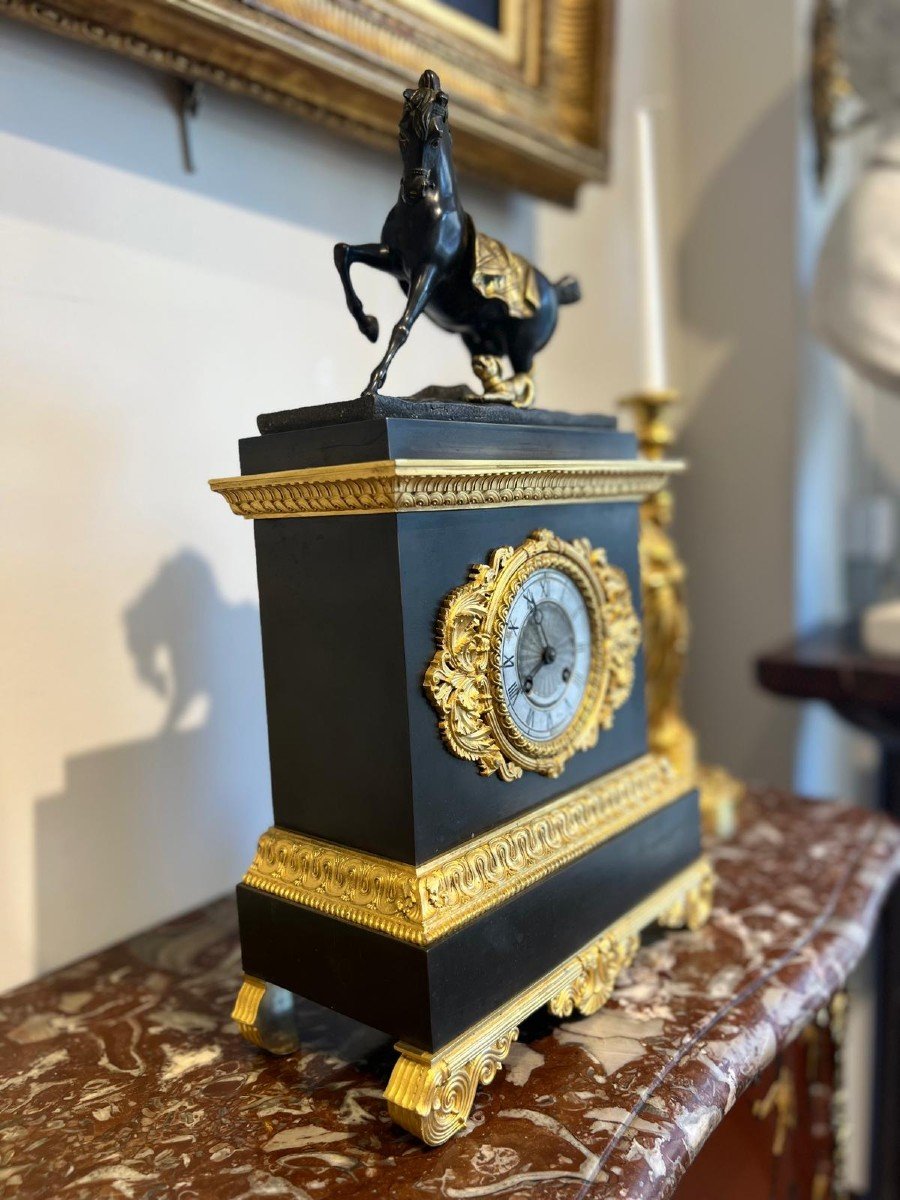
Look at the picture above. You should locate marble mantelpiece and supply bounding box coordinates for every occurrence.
[1,788,898,1199]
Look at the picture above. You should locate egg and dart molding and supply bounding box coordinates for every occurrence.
[209,71,713,1145]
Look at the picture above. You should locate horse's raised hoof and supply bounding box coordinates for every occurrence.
[360,314,379,343]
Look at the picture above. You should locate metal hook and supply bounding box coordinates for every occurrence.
[178,80,204,174]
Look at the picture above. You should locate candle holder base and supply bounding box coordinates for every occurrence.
[620,390,680,460]
[619,387,744,836]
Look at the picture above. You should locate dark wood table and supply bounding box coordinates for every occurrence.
[758,622,900,1200]
[2,788,898,1200]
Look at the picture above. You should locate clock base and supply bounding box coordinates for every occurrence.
[231,855,713,1145]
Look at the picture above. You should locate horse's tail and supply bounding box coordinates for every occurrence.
[554,275,581,305]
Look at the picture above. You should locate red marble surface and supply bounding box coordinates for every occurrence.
[1,788,898,1200]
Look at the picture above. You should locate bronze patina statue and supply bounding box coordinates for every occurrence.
[334,70,581,407]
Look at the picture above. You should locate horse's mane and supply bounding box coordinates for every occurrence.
[402,69,448,139]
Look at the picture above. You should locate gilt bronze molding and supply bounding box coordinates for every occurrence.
[210,457,683,519]
[240,753,686,946]
[383,855,714,1144]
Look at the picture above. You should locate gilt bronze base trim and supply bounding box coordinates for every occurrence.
[386,854,713,1144]
[240,753,686,945]
[233,855,713,1146]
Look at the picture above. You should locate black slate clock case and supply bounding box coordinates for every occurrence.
[226,398,702,1053]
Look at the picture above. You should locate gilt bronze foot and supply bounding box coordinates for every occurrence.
[385,1027,519,1145]
[231,974,302,1056]
[384,857,714,1145]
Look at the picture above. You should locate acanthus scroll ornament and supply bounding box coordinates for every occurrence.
[385,1028,519,1145]
[548,932,640,1018]
[658,861,715,931]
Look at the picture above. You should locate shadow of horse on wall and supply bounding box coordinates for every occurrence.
[35,550,270,975]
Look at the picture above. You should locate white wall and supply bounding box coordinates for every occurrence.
[673,0,801,788]
[0,8,682,992]
[668,7,885,1189]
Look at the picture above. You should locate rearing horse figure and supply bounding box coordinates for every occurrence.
[334,69,581,406]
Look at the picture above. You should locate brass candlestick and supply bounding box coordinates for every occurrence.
[620,389,741,836]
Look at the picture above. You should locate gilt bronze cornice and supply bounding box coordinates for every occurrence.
[209,457,684,519]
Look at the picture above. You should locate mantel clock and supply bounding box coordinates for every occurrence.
[210,394,713,1145]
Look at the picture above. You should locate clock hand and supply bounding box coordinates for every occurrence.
[523,643,559,695]
[527,596,551,650]
[523,657,544,694]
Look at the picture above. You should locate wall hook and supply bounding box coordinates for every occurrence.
[178,80,204,174]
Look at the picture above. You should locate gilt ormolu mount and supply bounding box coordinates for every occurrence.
[334,69,581,408]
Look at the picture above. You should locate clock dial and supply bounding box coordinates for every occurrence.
[425,529,640,781]
[499,567,592,743]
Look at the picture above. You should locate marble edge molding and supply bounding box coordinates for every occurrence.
[240,753,690,944]
[208,457,685,518]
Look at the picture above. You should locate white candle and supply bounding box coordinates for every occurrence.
[636,105,669,391]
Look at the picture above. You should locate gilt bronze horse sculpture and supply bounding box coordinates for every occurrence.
[334,70,581,407]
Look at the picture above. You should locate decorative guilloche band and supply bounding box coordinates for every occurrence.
[209,457,684,519]
[240,753,688,945]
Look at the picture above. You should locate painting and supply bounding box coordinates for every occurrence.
[1,0,615,203]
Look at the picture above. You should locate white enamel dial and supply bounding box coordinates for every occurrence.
[499,567,593,743]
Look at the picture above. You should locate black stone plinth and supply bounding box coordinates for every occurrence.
[256,394,617,436]
[240,402,632,476]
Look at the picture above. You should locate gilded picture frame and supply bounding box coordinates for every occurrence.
[2,0,614,203]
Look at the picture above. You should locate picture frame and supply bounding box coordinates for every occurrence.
[2,0,614,203]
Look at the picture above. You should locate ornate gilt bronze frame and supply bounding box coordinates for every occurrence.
[2,0,615,204]
[425,529,640,780]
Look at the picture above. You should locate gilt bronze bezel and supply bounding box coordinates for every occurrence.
[485,539,604,775]
[425,529,641,780]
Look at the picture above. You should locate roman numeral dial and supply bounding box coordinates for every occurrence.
[499,567,592,743]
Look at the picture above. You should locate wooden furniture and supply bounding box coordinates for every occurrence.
[2,788,897,1199]
[758,622,900,1200]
